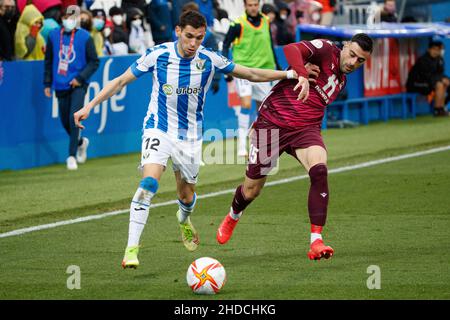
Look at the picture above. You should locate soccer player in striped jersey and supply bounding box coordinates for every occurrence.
[74,10,298,269]
[216,34,374,261]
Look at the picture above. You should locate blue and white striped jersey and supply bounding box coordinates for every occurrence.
[130,42,235,141]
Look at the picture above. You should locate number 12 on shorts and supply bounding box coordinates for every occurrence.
[144,137,160,151]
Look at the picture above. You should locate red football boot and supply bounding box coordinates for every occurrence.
[307,239,334,260]
[216,214,239,244]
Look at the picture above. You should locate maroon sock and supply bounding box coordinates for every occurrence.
[308,164,329,226]
[231,185,253,214]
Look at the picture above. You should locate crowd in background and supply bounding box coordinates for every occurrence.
[0,0,348,61]
[1,0,448,116]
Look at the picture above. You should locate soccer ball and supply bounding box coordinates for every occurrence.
[186,257,226,295]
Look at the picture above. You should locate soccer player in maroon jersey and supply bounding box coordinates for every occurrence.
[216,33,373,260]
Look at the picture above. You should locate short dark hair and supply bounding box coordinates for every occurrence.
[178,10,207,29]
[429,40,443,49]
[109,6,123,16]
[350,33,373,54]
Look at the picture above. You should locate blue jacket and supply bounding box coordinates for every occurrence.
[147,0,173,42]
[44,27,99,91]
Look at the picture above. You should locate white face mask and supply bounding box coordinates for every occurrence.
[441,49,445,57]
[311,12,321,22]
[62,18,77,32]
[112,15,123,26]
[131,19,142,27]
[280,14,287,20]
[103,27,111,37]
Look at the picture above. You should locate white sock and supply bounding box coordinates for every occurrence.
[237,112,250,152]
[229,207,242,221]
[177,193,197,223]
[310,233,323,244]
[127,187,155,247]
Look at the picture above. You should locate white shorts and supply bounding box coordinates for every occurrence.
[234,78,272,101]
[140,128,202,184]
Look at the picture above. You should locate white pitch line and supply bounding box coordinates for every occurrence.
[1,145,450,239]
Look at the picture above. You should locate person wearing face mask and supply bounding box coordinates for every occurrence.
[126,7,146,55]
[101,18,115,55]
[44,6,100,170]
[0,0,17,60]
[109,6,130,55]
[90,8,108,56]
[262,3,294,46]
[81,9,104,57]
[14,3,46,60]
[407,41,450,117]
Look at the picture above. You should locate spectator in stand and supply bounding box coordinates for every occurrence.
[121,0,147,13]
[80,9,93,32]
[315,0,334,26]
[275,1,295,44]
[0,0,16,61]
[380,0,397,23]
[80,9,104,57]
[211,0,230,36]
[407,41,450,117]
[89,0,121,18]
[126,7,146,54]
[147,0,172,45]
[21,1,62,43]
[213,0,229,21]
[262,3,294,46]
[102,18,115,55]
[15,3,45,60]
[109,6,130,54]
[286,0,322,37]
[90,8,107,56]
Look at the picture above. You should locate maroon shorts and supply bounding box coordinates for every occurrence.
[246,116,326,180]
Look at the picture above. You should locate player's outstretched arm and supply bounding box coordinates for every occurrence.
[230,64,297,83]
[74,68,137,129]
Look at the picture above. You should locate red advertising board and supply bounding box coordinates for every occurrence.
[364,38,417,96]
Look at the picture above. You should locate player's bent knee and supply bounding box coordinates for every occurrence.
[178,192,197,211]
[309,163,328,181]
[140,176,159,193]
[179,192,196,206]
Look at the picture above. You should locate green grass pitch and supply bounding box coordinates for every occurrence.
[0,116,449,299]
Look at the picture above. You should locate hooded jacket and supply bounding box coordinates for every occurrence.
[14,4,46,60]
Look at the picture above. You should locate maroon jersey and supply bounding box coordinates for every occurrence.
[259,39,347,128]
